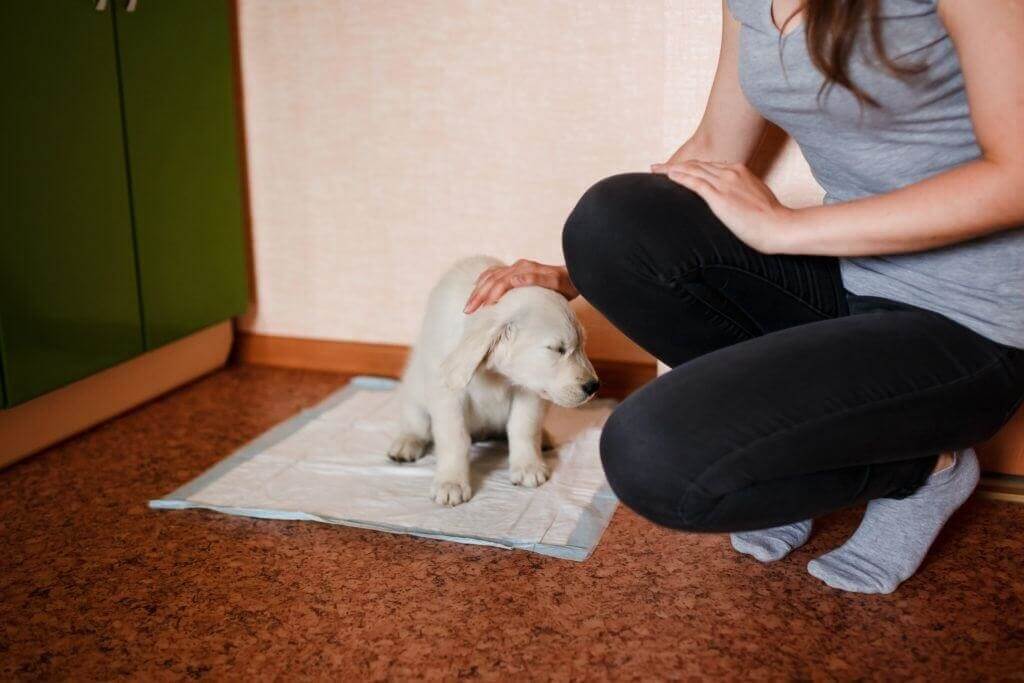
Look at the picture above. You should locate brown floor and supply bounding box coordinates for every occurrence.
[2,365,1023,680]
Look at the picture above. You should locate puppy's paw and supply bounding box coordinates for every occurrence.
[388,435,429,462]
[510,460,550,488]
[431,479,472,506]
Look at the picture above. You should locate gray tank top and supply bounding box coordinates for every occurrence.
[726,0,1024,348]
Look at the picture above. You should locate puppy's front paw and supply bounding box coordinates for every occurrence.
[510,460,550,488]
[388,435,429,462]
[431,479,472,506]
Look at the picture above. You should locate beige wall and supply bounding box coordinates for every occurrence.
[236,0,823,363]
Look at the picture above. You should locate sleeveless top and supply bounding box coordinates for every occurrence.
[726,0,1024,348]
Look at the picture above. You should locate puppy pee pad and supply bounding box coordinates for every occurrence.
[150,376,618,561]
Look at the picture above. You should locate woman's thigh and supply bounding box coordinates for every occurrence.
[562,173,848,367]
[599,298,1024,532]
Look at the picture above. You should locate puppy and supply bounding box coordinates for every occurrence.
[388,256,600,506]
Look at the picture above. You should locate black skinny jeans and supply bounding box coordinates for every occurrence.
[563,173,1024,533]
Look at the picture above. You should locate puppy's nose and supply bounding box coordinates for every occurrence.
[581,379,600,396]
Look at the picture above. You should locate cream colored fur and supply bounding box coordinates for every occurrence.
[388,256,599,506]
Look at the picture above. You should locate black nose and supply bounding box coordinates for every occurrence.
[582,379,600,396]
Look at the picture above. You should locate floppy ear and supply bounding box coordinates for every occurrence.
[441,311,509,391]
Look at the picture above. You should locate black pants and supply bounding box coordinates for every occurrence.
[563,173,1024,533]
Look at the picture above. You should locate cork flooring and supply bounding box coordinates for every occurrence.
[2,365,1023,680]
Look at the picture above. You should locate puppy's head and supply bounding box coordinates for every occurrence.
[441,287,599,407]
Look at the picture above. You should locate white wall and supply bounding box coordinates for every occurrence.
[236,0,822,363]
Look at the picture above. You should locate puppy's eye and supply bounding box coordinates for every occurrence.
[546,345,567,355]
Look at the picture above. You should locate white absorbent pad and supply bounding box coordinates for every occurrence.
[150,376,618,561]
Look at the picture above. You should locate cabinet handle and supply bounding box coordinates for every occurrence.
[95,0,108,10]
[126,0,138,11]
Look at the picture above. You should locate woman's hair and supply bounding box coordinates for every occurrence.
[779,0,925,107]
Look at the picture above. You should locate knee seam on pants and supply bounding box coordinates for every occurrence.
[647,264,838,340]
[692,264,841,320]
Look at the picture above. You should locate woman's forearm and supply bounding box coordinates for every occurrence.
[776,158,1024,256]
[775,0,1024,257]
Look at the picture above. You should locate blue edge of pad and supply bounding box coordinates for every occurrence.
[150,375,618,562]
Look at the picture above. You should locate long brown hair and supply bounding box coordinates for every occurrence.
[780,1,925,107]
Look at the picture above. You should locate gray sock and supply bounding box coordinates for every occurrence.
[807,448,980,594]
[731,520,813,563]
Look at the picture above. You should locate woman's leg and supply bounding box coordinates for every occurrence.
[597,304,1022,591]
[562,173,848,368]
[561,173,1024,590]
[596,302,1023,530]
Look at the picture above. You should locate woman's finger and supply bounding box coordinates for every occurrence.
[678,160,723,179]
[463,292,483,313]
[465,266,510,310]
[465,276,498,313]
[477,272,513,305]
[465,260,549,313]
[669,167,721,193]
[474,265,502,285]
[480,269,544,307]
[667,170,720,199]
[707,161,748,180]
[464,284,487,313]
[475,265,508,291]
[477,277,513,308]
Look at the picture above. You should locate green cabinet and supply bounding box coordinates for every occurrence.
[1,1,144,406]
[114,0,248,348]
[0,1,247,407]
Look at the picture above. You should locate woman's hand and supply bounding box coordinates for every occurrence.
[463,260,578,314]
[652,160,795,254]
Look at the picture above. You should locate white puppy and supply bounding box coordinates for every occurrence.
[389,256,600,506]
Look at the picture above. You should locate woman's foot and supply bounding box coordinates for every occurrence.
[807,448,980,594]
[731,520,813,562]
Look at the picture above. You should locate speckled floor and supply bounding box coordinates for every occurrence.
[2,365,1023,680]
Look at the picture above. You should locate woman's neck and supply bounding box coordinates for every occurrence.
[771,0,804,36]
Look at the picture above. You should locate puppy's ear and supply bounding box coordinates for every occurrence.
[441,311,509,391]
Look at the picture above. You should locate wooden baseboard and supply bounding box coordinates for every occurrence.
[234,332,656,400]
[978,474,1024,504]
[0,322,233,469]
[975,403,1024,477]
[233,333,409,376]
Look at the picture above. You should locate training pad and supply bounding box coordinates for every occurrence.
[150,376,618,561]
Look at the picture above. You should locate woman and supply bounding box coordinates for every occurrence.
[465,0,1024,593]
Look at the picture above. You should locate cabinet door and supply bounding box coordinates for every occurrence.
[113,0,248,349]
[0,2,143,406]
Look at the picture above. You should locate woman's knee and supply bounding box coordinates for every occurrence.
[563,174,639,293]
[599,396,731,532]
[562,173,697,296]
[562,172,737,302]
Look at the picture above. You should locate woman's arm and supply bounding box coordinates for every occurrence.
[654,0,768,168]
[664,0,1024,256]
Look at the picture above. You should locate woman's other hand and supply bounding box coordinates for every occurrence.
[463,260,578,314]
[656,160,794,254]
